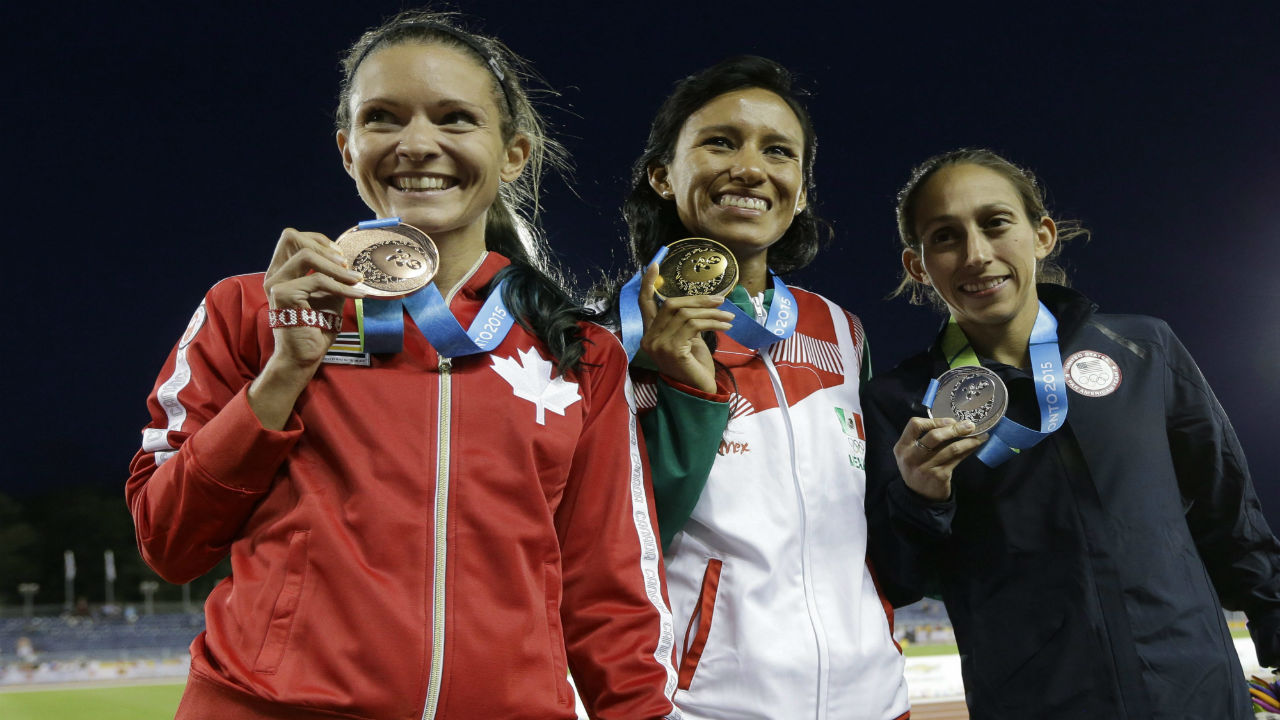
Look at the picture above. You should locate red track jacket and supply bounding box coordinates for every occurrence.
[127,253,681,720]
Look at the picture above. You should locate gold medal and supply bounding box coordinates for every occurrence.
[333,222,439,298]
[654,237,738,300]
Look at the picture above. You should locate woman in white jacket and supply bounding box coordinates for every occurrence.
[620,55,910,720]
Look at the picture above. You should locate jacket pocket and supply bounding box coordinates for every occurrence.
[253,530,310,674]
[678,558,723,691]
[544,562,571,704]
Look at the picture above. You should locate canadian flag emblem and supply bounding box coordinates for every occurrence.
[490,348,582,425]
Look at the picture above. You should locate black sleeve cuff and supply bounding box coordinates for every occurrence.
[887,477,956,541]
[1249,610,1280,668]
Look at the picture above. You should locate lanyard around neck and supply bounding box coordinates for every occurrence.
[360,279,514,357]
[934,302,1068,466]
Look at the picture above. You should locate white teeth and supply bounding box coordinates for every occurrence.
[394,176,452,191]
[962,277,1006,292]
[718,194,767,211]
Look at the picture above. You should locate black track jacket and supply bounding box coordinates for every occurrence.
[864,284,1280,719]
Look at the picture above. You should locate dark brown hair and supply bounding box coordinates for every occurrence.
[623,55,830,274]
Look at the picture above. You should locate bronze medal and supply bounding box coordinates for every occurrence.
[333,222,439,298]
[928,366,1008,436]
[654,238,739,300]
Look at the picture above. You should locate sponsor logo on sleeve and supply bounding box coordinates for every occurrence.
[178,304,207,348]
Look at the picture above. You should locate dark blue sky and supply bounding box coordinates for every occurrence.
[10,3,1280,521]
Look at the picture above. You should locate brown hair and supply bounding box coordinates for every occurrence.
[335,9,569,267]
[892,148,1089,307]
[334,10,594,372]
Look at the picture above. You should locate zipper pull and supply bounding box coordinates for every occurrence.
[751,293,767,323]
[439,357,452,373]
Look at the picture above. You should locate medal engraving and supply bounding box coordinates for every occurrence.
[334,223,439,298]
[929,366,1008,436]
[655,237,738,299]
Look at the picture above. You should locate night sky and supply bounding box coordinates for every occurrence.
[10,4,1280,524]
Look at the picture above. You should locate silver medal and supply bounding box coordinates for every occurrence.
[928,366,1008,436]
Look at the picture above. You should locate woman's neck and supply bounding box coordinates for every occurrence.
[736,250,770,296]
[431,228,489,298]
[957,301,1041,369]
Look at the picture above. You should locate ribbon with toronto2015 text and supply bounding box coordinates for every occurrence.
[357,218,516,356]
[619,245,799,361]
[931,301,1068,467]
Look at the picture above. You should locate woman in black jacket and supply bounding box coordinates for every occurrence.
[863,148,1280,719]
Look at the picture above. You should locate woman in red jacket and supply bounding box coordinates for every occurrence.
[127,10,679,720]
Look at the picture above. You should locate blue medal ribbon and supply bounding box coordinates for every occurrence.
[923,302,1068,467]
[619,246,798,360]
[720,281,797,348]
[360,281,513,356]
[353,218,515,356]
[357,217,401,230]
[620,247,668,360]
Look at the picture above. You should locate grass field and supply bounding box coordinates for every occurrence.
[0,682,184,720]
[0,630,1255,719]
[904,642,960,657]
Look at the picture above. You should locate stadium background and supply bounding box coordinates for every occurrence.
[3,2,1277,717]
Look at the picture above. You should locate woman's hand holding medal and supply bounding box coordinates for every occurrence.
[264,228,367,367]
[637,252,734,395]
[892,417,984,501]
[250,228,367,429]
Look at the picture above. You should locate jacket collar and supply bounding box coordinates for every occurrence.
[446,251,511,307]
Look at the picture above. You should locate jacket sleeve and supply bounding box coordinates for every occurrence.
[862,379,952,605]
[637,371,731,549]
[555,335,680,720]
[125,280,303,585]
[1162,323,1280,665]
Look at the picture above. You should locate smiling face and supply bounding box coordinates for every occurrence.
[904,163,1057,339]
[648,88,807,263]
[336,42,529,251]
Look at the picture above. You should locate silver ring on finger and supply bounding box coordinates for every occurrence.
[914,438,937,453]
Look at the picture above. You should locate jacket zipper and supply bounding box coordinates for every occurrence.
[750,292,767,323]
[419,256,486,718]
[761,351,830,719]
[422,356,453,720]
